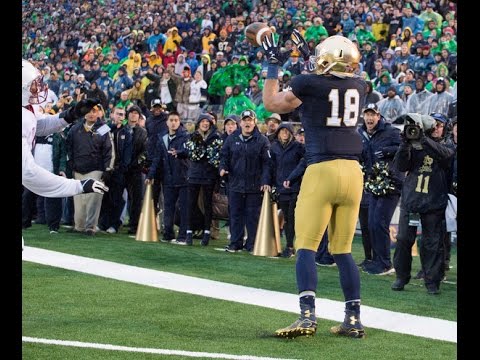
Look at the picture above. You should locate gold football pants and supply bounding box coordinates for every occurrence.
[295,159,363,254]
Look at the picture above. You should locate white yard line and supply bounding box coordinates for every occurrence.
[22,246,456,343]
[22,337,299,360]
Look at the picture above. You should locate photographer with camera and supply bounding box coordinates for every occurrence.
[358,103,404,275]
[391,113,455,295]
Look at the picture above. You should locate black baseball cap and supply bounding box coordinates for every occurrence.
[151,98,163,108]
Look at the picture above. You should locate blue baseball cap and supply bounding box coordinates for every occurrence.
[240,109,257,120]
[363,103,380,114]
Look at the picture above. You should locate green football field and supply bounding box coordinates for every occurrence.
[22,224,456,359]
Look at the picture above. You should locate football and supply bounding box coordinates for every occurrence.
[245,22,272,47]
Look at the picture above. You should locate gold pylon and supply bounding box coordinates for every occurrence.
[253,190,280,257]
[135,183,158,242]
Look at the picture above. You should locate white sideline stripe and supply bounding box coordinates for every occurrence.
[22,247,456,343]
[22,337,298,360]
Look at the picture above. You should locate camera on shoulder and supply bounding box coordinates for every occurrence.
[404,124,422,140]
[395,113,428,141]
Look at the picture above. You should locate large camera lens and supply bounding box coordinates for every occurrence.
[405,124,421,140]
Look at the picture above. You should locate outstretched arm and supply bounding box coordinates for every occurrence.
[35,113,69,136]
[36,98,101,136]
[22,136,84,197]
[261,33,302,113]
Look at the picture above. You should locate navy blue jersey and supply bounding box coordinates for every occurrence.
[290,74,367,165]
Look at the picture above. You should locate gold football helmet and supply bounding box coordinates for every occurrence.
[313,36,361,77]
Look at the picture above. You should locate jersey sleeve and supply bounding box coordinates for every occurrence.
[22,135,83,198]
[35,113,69,137]
[290,74,309,100]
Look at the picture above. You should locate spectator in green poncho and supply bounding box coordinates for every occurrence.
[419,3,443,30]
[441,11,456,30]
[115,90,133,110]
[429,38,442,56]
[353,23,377,47]
[304,17,328,43]
[255,103,272,124]
[439,30,457,54]
[107,57,122,79]
[435,63,455,90]
[423,19,441,40]
[223,85,256,117]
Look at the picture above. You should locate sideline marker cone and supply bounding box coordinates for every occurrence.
[135,183,158,242]
[253,190,279,257]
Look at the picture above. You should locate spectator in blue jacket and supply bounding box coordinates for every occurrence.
[186,51,200,75]
[124,105,148,235]
[340,12,356,36]
[270,123,305,258]
[221,114,239,141]
[59,71,77,96]
[402,5,425,36]
[147,28,166,53]
[98,106,132,234]
[146,111,190,243]
[184,113,223,246]
[358,103,404,275]
[412,45,435,76]
[220,109,272,253]
[396,69,416,96]
[394,44,415,70]
[145,99,169,214]
[96,69,115,101]
[113,66,133,94]
[116,40,129,61]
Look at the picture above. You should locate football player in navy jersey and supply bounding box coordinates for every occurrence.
[262,31,367,339]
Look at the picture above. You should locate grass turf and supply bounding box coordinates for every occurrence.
[22,223,457,321]
[23,261,456,360]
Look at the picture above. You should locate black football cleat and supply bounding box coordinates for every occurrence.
[274,318,317,339]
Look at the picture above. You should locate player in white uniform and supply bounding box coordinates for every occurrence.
[22,59,108,248]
